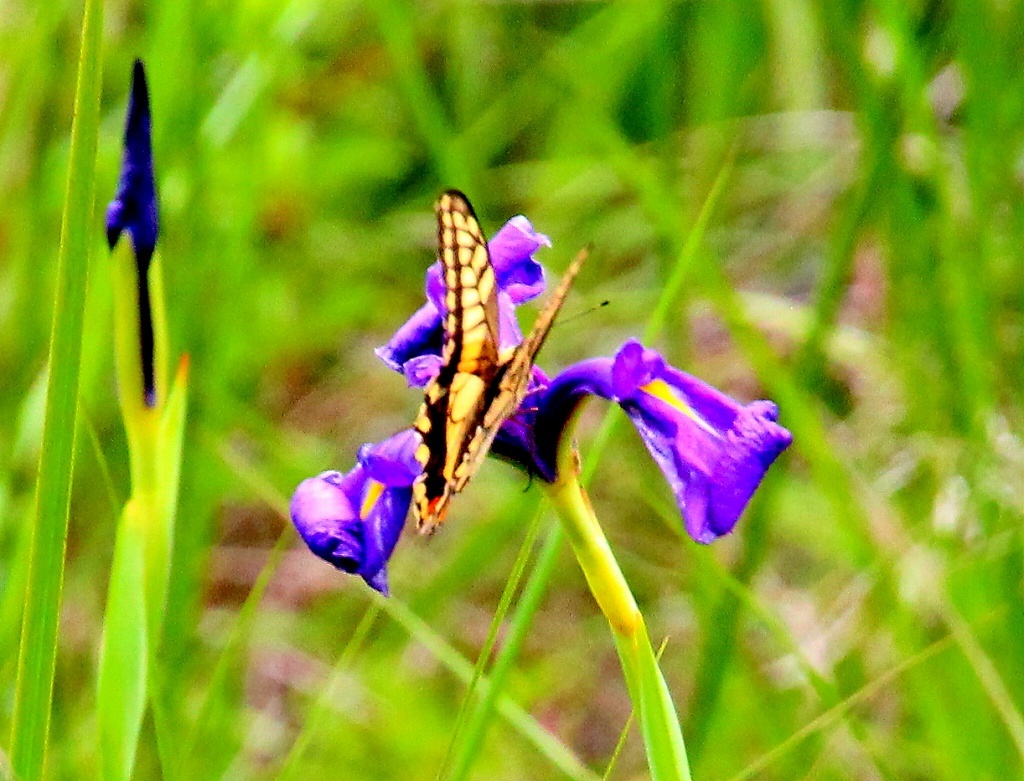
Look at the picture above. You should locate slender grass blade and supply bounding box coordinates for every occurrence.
[9,0,104,777]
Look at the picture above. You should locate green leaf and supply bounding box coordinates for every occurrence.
[96,502,149,781]
[439,503,547,781]
[149,349,189,645]
[632,629,692,781]
[144,352,189,777]
[8,0,104,777]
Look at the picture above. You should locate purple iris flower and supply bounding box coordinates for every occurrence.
[290,429,420,594]
[106,59,159,407]
[292,204,792,591]
[375,216,551,387]
[529,340,793,543]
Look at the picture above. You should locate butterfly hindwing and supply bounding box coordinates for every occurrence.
[413,190,586,532]
[455,246,589,490]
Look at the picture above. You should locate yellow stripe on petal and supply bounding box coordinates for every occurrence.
[640,379,719,437]
[361,479,386,519]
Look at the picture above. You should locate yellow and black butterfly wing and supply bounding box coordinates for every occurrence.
[456,246,589,486]
[413,191,587,532]
[413,191,501,531]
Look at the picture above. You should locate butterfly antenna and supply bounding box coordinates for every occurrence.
[554,299,610,328]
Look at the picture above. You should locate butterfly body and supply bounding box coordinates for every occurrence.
[412,190,586,533]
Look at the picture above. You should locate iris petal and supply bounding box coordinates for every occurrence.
[402,354,443,388]
[610,340,664,398]
[290,472,364,573]
[528,341,792,542]
[489,216,549,303]
[530,357,615,480]
[375,301,443,373]
[289,430,420,594]
[106,59,158,263]
[360,429,423,486]
[497,291,524,354]
[359,485,412,595]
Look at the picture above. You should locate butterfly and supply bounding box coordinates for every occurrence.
[412,190,587,533]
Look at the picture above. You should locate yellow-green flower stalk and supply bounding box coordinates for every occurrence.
[96,59,189,781]
[545,410,692,781]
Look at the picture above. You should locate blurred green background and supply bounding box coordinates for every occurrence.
[3,0,1024,778]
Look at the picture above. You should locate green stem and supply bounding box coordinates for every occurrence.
[545,425,692,781]
[546,455,642,637]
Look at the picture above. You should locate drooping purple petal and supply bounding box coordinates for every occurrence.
[402,354,443,388]
[530,357,615,481]
[615,342,792,541]
[290,430,421,594]
[497,290,524,354]
[358,484,412,590]
[528,340,792,542]
[359,428,422,486]
[690,400,790,540]
[614,340,742,435]
[610,340,664,399]
[425,262,446,313]
[290,471,364,574]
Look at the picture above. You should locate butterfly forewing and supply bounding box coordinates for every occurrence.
[413,192,502,530]
[413,191,587,532]
[498,246,588,399]
[437,191,501,374]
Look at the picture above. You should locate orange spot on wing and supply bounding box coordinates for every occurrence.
[427,496,448,522]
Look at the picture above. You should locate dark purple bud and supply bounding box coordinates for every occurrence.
[107,59,159,407]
